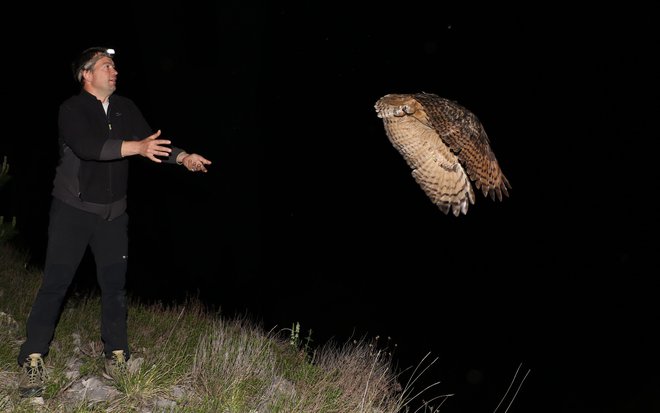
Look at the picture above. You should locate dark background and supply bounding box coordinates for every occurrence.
[1,2,658,412]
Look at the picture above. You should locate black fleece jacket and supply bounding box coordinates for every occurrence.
[52,90,183,220]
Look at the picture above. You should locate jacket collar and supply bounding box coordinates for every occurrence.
[79,89,114,105]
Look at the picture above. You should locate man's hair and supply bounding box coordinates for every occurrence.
[72,47,115,83]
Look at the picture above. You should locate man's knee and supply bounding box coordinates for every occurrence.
[97,261,128,291]
[40,264,76,293]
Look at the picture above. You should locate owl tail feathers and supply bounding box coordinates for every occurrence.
[500,175,512,198]
[475,174,511,202]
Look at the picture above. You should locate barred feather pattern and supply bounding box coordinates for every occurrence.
[375,92,511,215]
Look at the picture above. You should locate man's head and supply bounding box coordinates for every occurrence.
[72,47,116,83]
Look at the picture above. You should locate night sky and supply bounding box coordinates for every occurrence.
[1,3,658,412]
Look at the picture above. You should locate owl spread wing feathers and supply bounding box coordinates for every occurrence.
[374,92,511,216]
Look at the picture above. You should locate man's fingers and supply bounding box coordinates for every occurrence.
[147,131,159,140]
[146,143,171,156]
[152,146,172,154]
[189,155,212,164]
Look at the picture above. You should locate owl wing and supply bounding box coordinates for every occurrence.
[413,92,511,201]
[376,95,475,215]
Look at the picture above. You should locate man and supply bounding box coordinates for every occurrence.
[17,47,212,397]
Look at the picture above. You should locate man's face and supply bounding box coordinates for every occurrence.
[86,55,118,94]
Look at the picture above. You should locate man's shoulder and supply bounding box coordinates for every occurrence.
[59,94,87,114]
[61,93,85,105]
[60,92,97,108]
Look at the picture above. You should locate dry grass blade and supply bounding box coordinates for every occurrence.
[397,351,452,411]
[492,362,531,413]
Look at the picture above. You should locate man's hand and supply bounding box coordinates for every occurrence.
[121,130,172,163]
[180,153,212,173]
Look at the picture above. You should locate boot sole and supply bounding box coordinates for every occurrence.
[19,386,44,398]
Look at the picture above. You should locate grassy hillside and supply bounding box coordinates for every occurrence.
[0,244,446,412]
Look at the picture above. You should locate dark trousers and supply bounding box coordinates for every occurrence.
[18,198,130,365]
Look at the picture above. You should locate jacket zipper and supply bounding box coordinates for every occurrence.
[106,106,113,203]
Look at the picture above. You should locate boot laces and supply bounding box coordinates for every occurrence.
[24,354,46,385]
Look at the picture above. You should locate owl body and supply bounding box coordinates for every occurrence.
[375,92,510,216]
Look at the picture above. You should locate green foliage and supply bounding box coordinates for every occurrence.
[290,321,300,347]
[0,156,10,187]
[0,216,17,243]
[289,321,314,358]
[0,155,17,244]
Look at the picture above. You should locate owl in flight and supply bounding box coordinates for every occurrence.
[375,92,511,216]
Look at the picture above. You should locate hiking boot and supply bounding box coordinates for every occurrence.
[19,353,47,398]
[103,350,127,380]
